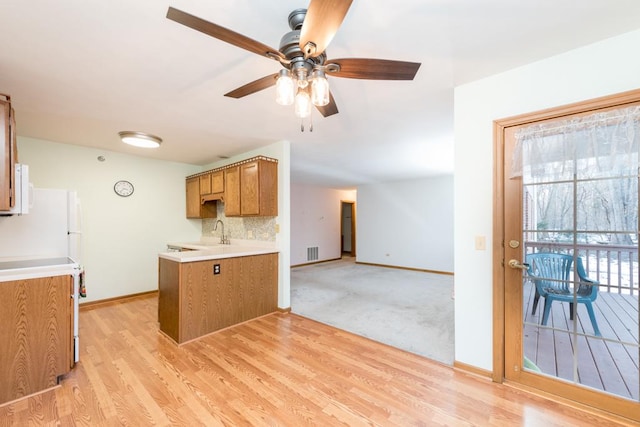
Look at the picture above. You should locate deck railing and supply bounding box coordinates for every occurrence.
[524,241,639,296]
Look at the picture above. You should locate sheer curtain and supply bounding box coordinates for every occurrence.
[511,105,640,181]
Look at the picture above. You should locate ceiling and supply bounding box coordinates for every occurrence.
[2,1,640,188]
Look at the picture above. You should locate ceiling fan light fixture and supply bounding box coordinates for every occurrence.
[311,70,329,106]
[119,131,162,148]
[294,89,311,118]
[275,69,294,105]
[166,5,421,127]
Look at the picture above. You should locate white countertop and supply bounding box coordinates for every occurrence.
[160,241,279,263]
[166,242,222,251]
[0,257,80,282]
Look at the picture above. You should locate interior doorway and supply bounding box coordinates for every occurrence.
[341,201,356,257]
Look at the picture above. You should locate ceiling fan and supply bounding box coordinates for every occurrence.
[166,0,421,121]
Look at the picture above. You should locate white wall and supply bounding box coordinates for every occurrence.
[17,137,202,302]
[290,184,356,266]
[357,176,454,272]
[454,29,640,370]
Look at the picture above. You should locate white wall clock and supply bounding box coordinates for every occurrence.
[114,180,134,197]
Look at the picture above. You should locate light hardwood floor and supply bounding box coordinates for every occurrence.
[0,294,632,426]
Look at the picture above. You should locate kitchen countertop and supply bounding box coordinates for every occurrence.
[160,242,279,263]
[166,242,222,251]
[0,257,80,282]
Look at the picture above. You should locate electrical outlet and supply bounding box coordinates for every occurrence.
[247,230,253,239]
[213,264,220,275]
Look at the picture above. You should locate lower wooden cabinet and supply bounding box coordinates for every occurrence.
[0,275,73,404]
[158,253,278,344]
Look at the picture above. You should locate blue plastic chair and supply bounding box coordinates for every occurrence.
[525,252,601,336]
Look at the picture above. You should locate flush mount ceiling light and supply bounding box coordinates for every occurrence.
[119,131,162,148]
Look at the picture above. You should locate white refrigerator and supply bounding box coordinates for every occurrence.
[0,188,83,362]
[0,188,82,261]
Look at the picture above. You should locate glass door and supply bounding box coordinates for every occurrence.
[502,104,640,421]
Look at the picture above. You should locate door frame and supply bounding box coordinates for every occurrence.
[492,88,640,420]
[340,200,356,257]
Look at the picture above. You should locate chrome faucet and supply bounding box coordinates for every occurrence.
[213,219,230,245]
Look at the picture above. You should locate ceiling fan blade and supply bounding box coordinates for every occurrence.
[167,7,284,61]
[224,73,279,99]
[315,92,339,117]
[328,58,421,80]
[299,0,353,57]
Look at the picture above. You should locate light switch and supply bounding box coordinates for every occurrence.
[475,236,486,251]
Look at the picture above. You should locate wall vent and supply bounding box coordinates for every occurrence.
[307,246,319,261]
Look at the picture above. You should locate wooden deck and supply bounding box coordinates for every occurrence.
[523,281,639,401]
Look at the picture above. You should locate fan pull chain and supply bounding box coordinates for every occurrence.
[299,114,313,133]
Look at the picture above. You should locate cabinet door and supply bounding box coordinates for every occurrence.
[0,275,72,404]
[179,258,239,342]
[199,173,212,195]
[186,176,216,219]
[238,253,279,318]
[257,159,278,216]
[240,161,260,215]
[211,170,224,194]
[224,166,241,216]
[175,255,277,343]
[185,177,200,218]
[0,98,11,211]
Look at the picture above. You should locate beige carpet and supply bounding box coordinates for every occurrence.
[290,257,454,365]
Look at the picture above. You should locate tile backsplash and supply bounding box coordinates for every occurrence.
[202,202,276,242]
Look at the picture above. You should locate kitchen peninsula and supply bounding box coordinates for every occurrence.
[158,244,279,344]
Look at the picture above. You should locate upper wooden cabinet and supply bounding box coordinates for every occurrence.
[239,159,277,216]
[224,166,240,216]
[199,173,211,196]
[0,94,17,211]
[199,170,224,197]
[186,177,199,218]
[211,170,224,194]
[185,156,278,219]
[186,176,215,219]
